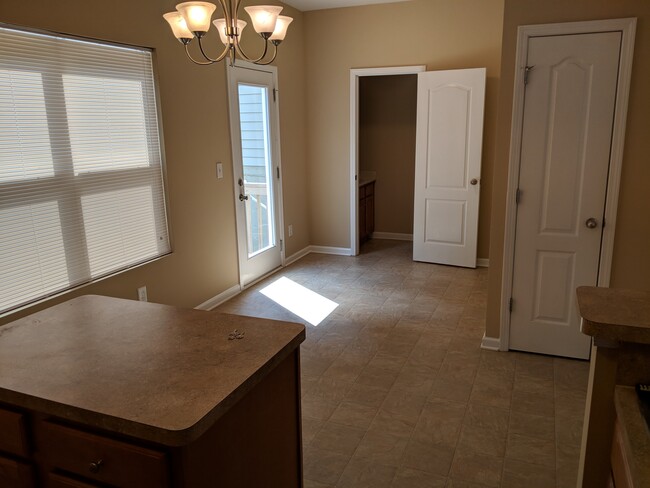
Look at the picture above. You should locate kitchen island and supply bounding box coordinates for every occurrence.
[0,295,305,487]
[576,286,650,488]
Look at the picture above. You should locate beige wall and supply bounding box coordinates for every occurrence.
[359,74,417,235]
[0,0,308,325]
[304,0,504,258]
[486,0,650,339]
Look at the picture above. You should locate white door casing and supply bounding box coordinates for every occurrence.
[227,62,283,287]
[413,68,486,268]
[349,65,426,256]
[509,32,623,359]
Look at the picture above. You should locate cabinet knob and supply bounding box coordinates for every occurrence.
[470,178,479,186]
[89,459,104,473]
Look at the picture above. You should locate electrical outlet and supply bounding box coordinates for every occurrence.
[137,286,148,302]
[216,162,223,179]
[288,224,293,237]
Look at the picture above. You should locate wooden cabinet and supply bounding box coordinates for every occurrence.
[359,181,375,244]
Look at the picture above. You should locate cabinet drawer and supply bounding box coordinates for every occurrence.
[0,408,29,457]
[47,472,101,488]
[41,422,168,487]
[0,455,34,488]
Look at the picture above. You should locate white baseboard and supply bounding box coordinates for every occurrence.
[195,284,241,311]
[309,245,353,256]
[284,246,311,266]
[480,334,501,351]
[371,232,413,241]
[477,258,489,268]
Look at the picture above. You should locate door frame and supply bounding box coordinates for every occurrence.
[226,60,285,289]
[498,18,637,351]
[349,65,426,256]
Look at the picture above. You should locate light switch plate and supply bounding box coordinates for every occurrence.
[216,162,223,179]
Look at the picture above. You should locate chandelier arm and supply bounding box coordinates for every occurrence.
[234,35,270,64]
[197,35,230,63]
[217,0,232,26]
[250,43,278,66]
[184,43,215,65]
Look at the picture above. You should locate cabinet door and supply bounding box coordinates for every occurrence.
[359,197,367,242]
[0,456,34,488]
[366,192,375,235]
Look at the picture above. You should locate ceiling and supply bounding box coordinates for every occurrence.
[282,0,412,12]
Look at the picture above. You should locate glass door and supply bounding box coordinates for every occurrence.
[227,64,282,286]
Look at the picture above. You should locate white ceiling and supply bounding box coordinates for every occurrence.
[283,0,413,12]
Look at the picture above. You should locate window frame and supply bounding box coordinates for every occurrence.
[0,23,172,316]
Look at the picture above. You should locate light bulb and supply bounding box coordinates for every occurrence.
[176,2,217,34]
[163,12,194,41]
[244,5,283,36]
[269,15,292,43]
[212,18,247,45]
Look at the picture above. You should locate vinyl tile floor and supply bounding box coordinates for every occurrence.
[216,239,589,488]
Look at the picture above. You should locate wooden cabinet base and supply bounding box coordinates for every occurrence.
[3,351,302,488]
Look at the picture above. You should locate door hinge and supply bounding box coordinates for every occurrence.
[280,239,283,251]
[276,166,280,179]
[509,297,514,312]
[273,88,277,102]
[515,188,521,204]
[524,65,535,85]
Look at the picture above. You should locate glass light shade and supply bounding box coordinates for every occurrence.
[269,15,292,41]
[244,5,283,35]
[212,18,247,45]
[176,2,217,33]
[163,12,194,40]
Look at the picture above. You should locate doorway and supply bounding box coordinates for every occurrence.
[227,61,284,287]
[500,18,636,358]
[349,66,425,256]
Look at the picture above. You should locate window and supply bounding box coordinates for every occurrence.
[0,25,170,314]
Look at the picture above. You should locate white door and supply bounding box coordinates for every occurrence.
[413,68,486,268]
[227,63,283,286]
[509,32,621,359]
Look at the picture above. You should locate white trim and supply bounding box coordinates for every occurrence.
[195,284,241,311]
[310,245,353,256]
[480,334,501,351]
[284,246,311,266]
[499,18,637,352]
[350,65,426,257]
[371,232,413,241]
[477,258,489,268]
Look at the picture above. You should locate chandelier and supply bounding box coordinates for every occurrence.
[163,1,293,66]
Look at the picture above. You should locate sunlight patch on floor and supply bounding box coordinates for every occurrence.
[259,276,338,326]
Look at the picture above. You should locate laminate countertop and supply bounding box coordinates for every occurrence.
[576,286,650,344]
[0,295,305,446]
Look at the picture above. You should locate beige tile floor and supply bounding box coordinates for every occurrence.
[216,239,590,488]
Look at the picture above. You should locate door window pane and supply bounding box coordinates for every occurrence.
[238,83,275,257]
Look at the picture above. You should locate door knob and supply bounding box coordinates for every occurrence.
[585,218,598,229]
[239,193,248,201]
[470,178,478,186]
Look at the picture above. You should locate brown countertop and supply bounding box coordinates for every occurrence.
[614,386,650,486]
[576,286,650,344]
[0,295,305,446]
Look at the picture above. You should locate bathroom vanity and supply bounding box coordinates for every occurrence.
[0,295,305,487]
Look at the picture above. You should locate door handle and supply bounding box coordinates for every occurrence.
[239,193,248,202]
[585,217,598,229]
[470,178,479,186]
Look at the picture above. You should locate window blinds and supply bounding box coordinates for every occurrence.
[0,25,170,314]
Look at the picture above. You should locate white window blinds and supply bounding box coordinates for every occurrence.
[0,25,170,314]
